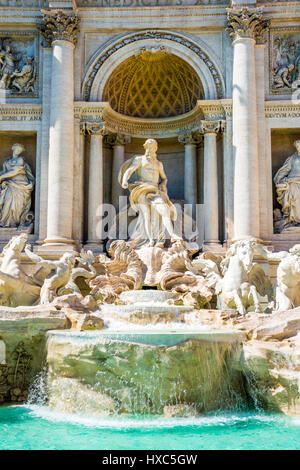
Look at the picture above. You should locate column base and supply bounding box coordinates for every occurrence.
[202,241,225,254]
[38,237,79,257]
[84,240,105,253]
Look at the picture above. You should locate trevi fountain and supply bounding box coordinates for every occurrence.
[0,0,299,451]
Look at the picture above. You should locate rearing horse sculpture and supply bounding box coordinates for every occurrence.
[187,239,273,315]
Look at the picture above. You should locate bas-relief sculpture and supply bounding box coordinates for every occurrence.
[0,41,35,94]
[0,144,35,232]
[272,36,300,92]
[274,140,300,233]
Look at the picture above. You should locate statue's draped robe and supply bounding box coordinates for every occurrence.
[116,156,177,246]
[0,158,34,228]
[274,153,300,224]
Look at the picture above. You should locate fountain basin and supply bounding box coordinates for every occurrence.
[45,329,246,416]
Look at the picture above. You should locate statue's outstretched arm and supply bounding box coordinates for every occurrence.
[25,245,57,269]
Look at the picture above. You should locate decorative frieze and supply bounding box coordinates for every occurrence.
[265,102,300,119]
[40,10,80,46]
[0,105,42,121]
[227,7,270,42]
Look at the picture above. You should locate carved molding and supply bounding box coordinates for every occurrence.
[40,10,80,46]
[82,30,224,101]
[227,7,270,42]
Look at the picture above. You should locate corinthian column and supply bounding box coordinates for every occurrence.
[40,10,80,248]
[201,120,225,248]
[178,132,201,218]
[111,134,131,210]
[227,7,269,240]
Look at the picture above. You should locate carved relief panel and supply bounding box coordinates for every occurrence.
[270,29,300,95]
[0,32,38,97]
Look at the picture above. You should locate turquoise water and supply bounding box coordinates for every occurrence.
[0,405,300,450]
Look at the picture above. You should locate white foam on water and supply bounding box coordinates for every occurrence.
[20,405,292,431]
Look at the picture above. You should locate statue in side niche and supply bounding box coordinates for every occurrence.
[274,140,300,232]
[118,139,181,247]
[0,143,35,231]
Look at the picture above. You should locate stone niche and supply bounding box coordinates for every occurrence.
[272,128,300,233]
[0,132,36,236]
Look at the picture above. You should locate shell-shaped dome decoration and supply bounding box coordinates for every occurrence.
[103,47,204,119]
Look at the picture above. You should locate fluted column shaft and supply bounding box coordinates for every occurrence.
[227,7,270,240]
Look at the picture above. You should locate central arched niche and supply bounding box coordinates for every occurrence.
[103,47,204,119]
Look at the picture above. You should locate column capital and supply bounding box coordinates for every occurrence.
[178,131,202,146]
[200,120,226,135]
[81,121,106,136]
[39,9,80,47]
[110,133,131,146]
[226,7,270,43]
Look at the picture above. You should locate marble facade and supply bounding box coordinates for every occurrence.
[0,0,298,257]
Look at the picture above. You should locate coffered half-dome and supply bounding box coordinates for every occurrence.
[102,47,204,119]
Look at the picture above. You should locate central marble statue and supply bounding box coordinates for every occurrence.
[118,138,181,246]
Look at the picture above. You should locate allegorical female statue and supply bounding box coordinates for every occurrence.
[118,138,181,246]
[0,143,35,229]
[274,140,300,232]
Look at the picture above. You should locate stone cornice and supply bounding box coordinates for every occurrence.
[227,7,270,42]
[74,100,232,138]
[39,9,80,46]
